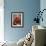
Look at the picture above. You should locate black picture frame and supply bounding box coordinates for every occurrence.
[11,12,24,28]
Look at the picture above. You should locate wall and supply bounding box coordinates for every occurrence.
[4,0,40,42]
[0,0,4,41]
[40,0,46,27]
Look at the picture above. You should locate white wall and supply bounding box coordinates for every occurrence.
[0,0,4,42]
[40,0,46,9]
[40,0,46,27]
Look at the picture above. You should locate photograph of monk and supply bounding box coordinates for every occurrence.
[13,15,21,25]
[11,12,24,28]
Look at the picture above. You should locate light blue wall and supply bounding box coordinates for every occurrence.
[4,0,40,42]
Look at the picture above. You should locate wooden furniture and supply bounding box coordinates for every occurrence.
[31,25,46,46]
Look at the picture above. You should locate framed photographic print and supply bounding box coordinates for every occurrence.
[11,12,24,28]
